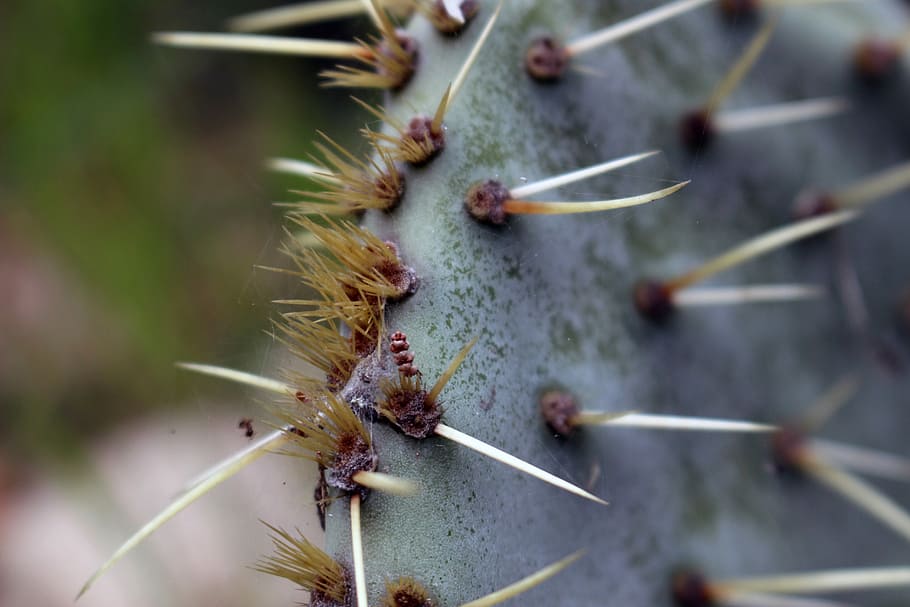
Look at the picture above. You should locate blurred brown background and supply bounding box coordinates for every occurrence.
[0,0,369,603]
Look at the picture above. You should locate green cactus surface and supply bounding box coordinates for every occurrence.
[81,1,910,606]
[330,2,910,606]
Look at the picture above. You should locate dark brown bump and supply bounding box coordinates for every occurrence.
[381,577,437,607]
[381,376,442,439]
[401,115,446,165]
[679,109,716,150]
[326,432,377,493]
[540,389,580,437]
[671,570,716,607]
[771,426,810,476]
[464,179,512,225]
[853,39,900,84]
[338,256,416,305]
[633,279,675,322]
[375,168,406,211]
[377,31,420,91]
[792,189,838,220]
[372,241,419,298]
[718,0,761,20]
[525,36,570,82]
[427,0,479,35]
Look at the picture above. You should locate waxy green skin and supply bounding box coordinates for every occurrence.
[325,2,910,605]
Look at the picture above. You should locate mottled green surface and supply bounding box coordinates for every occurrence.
[324,2,910,606]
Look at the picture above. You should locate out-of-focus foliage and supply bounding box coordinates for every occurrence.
[0,0,365,458]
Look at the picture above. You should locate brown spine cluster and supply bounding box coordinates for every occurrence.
[380,375,441,439]
[381,576,437,607]
[278,216,418,389]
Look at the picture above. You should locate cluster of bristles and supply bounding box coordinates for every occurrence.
[76,1,910,606]
[275,213,417,391]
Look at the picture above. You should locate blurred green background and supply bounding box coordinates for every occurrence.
[0,3,373,603]
[0,0,377,460]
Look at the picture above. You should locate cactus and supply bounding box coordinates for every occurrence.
[80,1,910,606]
